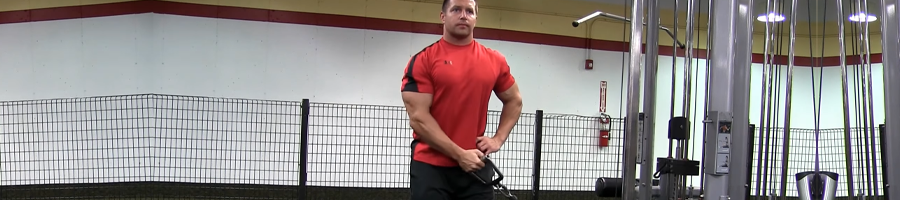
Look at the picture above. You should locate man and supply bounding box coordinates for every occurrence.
[399,0,523,199]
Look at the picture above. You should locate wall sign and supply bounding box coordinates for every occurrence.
[600,81,607,113]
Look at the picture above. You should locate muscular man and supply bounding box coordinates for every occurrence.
[400,0,523,199]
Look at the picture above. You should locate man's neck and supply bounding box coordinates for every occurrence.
[443,35,474,46]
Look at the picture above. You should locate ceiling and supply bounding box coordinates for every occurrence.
[575,0,884,22]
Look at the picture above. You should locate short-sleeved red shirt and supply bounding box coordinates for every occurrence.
[400,38,516,167]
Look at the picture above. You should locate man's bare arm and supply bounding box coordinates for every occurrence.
[493,82,523,143]
[402,91,466,160]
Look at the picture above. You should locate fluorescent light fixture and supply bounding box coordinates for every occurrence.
[849,13,877,22]
[756,13,785,22]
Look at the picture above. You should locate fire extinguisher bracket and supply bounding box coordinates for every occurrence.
[598,113,612,147]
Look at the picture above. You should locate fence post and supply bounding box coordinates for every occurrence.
[300,99,310,200]
[532,110,544,200]
[880,124,889,200]
[745,124,756,199]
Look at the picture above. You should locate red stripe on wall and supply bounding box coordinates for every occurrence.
[0,10,28,24]
[0,0,882,67]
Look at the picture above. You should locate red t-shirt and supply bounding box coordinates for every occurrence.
[400,38,516,167]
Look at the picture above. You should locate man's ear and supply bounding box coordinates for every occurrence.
[440,12,445,24]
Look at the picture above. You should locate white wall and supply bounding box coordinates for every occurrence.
[0,13,889,195]
[0,14,155,99]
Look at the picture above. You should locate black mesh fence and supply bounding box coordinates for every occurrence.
[480,110,538,199]
[0,93,888,200]
[305,102,411,199]
[0,94,304,199]
[302,102,625,200]
[536,113,624,199]
[846,126,886,199]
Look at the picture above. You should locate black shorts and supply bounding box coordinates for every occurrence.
[409,159,495,200]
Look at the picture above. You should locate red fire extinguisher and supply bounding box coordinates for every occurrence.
[598,113,611,147]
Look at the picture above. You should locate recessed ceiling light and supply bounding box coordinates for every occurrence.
[756,13,785,22]
[849,13,877,22]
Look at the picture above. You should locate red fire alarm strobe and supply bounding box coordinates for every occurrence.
[585,59,594,70]
[598,113,611,147]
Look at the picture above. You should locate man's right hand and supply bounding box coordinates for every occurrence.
[457,149,486,172]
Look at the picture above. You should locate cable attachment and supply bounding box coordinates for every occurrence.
[494,183,517,200]
[469,157,518,200]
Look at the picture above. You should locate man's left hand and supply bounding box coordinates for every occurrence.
[476,136,502,155]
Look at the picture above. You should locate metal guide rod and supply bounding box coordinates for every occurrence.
[853,0,877,196]
[757,0,776,196]
[861,0,882,195]
[681,0,699,197]
[879,0,900,197]
[757,0,775,196]
[835,0,857,197]
[848,1,873,195]
[769,0,787,195]
[572,11,686,49]
[671,0,682,198]
[778,0,799,198]
[668,0,679,158]
[621,0,645,198]
[665,0,680,163]
[698,0,714,192]
[671,0,680,128]
[639,0,660,198]
[682,0,697,160]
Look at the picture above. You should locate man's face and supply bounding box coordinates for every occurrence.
[441,0,478,38]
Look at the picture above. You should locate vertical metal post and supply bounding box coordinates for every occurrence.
[299,99,310,200]
[533,110,544,200]
[622,0,646,198]
[861,0,882,194]
[746,124,757,200]
[703,0,753,198]
[699,0,715,191]
[879,0,900,197]
[730,0,754,196]
[639,0,660,200]
[660,174,674,200]
[836,0,857,197]
[880,124,890,199]
[778,0,799,198]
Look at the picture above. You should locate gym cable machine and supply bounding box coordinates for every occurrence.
[570,0,900,199]
[572,0,705,198]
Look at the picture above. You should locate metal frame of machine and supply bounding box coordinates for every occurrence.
[576,0,899,199]
[879,0,899,198]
